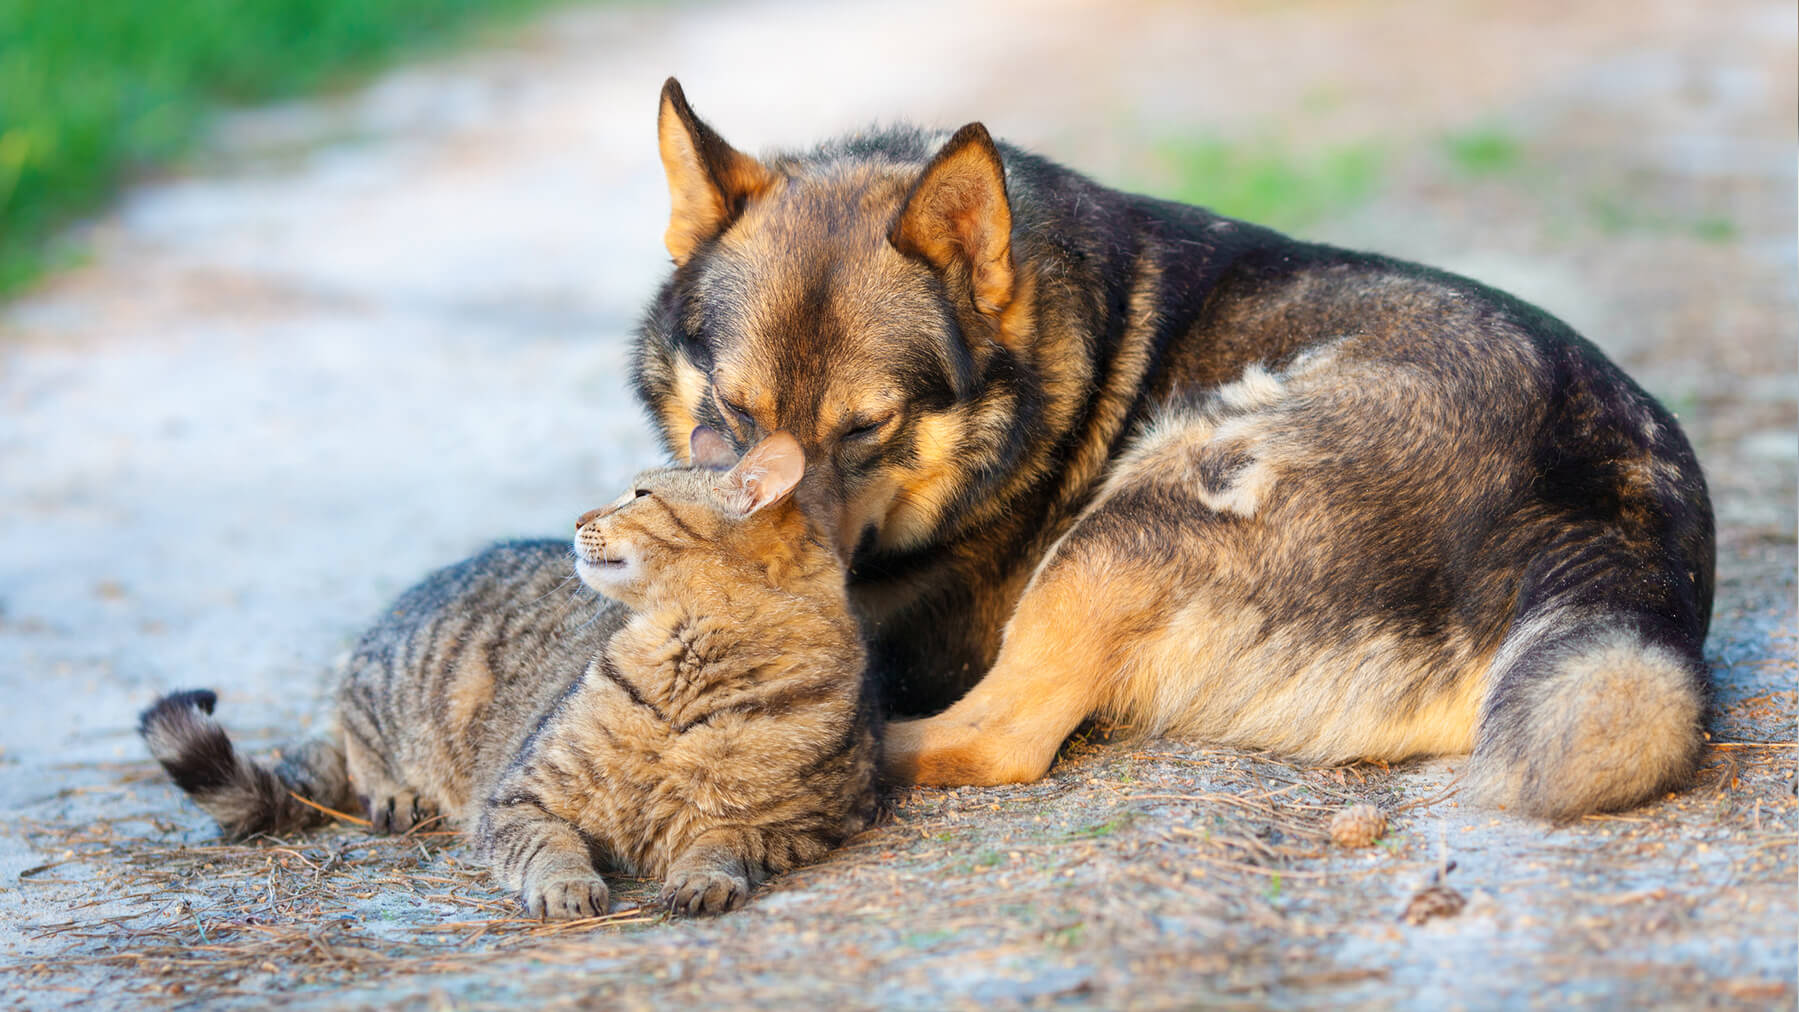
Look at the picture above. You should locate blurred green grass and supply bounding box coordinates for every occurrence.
[1441,125,1522,176]
[1150,137,1385,233]
[0,0,567,296]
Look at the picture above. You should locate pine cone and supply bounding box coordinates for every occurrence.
[1329,803,1387,848]
[1400,883,1467,924]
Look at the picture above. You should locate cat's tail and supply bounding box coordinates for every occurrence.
[139,689,353,839]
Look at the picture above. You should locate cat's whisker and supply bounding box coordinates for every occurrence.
[570,603,613,634]
[523,574,581,608]
[546,581,600,626]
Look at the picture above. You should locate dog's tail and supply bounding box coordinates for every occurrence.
[1466,538,1711,821]
[139,690,353,839]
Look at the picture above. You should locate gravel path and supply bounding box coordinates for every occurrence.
[3,1,1792,1007]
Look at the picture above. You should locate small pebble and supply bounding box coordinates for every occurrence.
[1329,803,1387,848]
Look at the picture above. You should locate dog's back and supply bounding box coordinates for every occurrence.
[1080,248,1711,818]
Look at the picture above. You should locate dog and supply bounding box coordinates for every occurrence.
[631,79,1714,820]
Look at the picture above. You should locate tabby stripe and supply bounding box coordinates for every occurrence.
[512,676,589,769]
[625,524,683,553]
[434,621,475,767]
[481,819,529,857]
[646,495,707,544]
[490,788,550,812]
[592,658,671,723]
[674,679,845,734]
[516,838,550,877]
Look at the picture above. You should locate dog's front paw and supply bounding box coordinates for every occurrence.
[660,867,749,916]
[520,873,611,920]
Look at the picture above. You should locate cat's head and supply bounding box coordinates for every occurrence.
[573,429,834,607]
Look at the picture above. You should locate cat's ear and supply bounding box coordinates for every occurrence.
[722,431,805,516]
[689,425,738,470]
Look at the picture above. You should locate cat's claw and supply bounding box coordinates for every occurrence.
[660,868,750,916]
[521,874,611,921]
[366,791,437,835]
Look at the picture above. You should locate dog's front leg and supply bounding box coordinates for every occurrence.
[883,548,1126,787]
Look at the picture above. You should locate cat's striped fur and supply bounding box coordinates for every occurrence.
[142,431,879,917]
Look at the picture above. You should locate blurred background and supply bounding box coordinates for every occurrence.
[0,0,1792,773]
[0,0,563,293]
[1,3,1793,1003]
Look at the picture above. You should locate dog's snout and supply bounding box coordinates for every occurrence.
[794,462,854,559]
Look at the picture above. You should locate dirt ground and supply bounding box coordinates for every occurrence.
[2,1,1793,1008]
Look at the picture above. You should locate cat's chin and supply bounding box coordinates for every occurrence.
[575,557,632,593]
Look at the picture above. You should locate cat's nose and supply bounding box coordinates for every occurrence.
[575,507,606,531]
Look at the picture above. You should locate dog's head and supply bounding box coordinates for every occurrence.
[634,79,1056,566]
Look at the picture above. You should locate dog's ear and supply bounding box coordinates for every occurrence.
[657,78,775,266]
[890,123,1015,320]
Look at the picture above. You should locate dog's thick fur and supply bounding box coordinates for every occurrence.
[632,80,1715,820]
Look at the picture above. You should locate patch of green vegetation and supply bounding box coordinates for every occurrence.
[902,928,956,949]
[1062,811,1137,841]
[0,0,574,297]
[1264,872,1283,901]
[1587,193,1641,235]
[1587,192,1738,244]
[1046,922,1086,949]
[1691,215,1738,242]
[976,849,1005,868]
[1442,126,1523,176]
[1150,136,1385,233]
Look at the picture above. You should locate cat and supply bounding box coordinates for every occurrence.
[140,429,880,917]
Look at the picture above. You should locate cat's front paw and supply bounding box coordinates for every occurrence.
[520,874,611,921]
[661,867,750,916]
